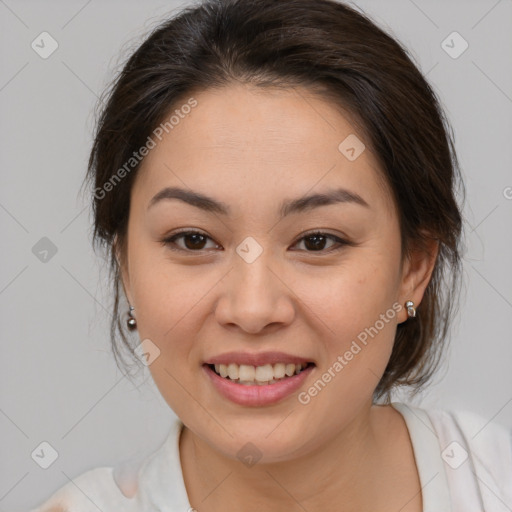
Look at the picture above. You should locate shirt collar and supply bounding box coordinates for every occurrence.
[391,402,452,512]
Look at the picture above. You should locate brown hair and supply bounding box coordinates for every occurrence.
[84,0,465,402]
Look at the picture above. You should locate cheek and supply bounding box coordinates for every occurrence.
[127,243,204,339]
[309,253,399,327]
[307,255,400,381]
[298,277,399,416]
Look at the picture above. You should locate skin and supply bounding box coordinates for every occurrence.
[118,82,438,511]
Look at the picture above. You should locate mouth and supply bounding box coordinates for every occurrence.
[203,361,316,406]
[204,361,316,386]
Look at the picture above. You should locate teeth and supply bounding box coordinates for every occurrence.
[211,362,309,383]
[227,363,238,380]
[239,364,255,381]
[274,363,286,379]
[255,364,274,382]
[218,364,228,378]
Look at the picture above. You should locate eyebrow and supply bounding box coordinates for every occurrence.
[147,186,370,218]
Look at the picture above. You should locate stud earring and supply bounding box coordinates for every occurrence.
[405,300,416,318]
[127,305,137,330]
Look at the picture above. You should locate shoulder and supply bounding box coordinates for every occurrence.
[29,465,137,512]
[424,406,512,466]
[393,401,512,454]
[394,402,512,511]
[29,419,187,512]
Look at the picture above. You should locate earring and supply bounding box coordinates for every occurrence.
[127,305,137,330]
[405,300,416,318]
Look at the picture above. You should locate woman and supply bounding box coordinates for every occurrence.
[32,0,512,510]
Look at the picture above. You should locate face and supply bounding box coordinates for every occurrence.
[118,83,432,463]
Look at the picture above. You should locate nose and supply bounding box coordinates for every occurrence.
[214,252,295,335]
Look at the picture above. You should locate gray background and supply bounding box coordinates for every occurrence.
[1,0,511,509]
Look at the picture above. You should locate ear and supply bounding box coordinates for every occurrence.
[114,234,133,305]
[397,234,439,323]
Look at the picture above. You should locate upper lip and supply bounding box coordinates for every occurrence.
[204,351,315,367]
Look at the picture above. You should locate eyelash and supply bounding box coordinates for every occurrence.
[160,229,350,254]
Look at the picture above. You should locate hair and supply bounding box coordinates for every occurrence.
[84,0,466,402]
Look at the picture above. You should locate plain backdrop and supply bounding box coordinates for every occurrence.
[1,0,511,509]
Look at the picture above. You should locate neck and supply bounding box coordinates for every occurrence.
[178,402,415,512]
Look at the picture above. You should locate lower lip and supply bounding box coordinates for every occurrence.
[203,364,315,407]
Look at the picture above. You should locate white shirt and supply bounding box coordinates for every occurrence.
[30,402,512,511]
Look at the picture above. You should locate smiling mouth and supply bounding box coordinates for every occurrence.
[206,362,315,386]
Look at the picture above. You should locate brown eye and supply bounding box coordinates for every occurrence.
[162,230,219,252]
[161,230,349,254]
[292,232,348,253]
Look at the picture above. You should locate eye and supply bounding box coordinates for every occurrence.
[161,229,349,254]
[291,231,348,253]
[161,230,220,252]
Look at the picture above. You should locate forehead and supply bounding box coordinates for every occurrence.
[132,83,396,218]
